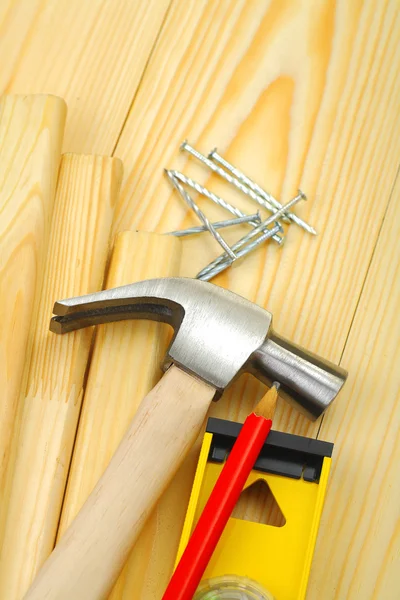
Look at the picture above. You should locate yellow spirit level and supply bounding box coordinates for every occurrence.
[176,418,333,600]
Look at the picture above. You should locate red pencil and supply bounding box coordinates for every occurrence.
[162,383,279,600]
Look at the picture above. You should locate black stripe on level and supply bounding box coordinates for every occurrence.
[206,417,334,483]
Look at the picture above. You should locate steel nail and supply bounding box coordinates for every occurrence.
[165,170,237,260]
[208,148,317,235]
[170,170,284,246]
[208,148,289,221]
[197,191,305,278]
[197,222,283,281]
[180,141,275,213]
[167,213,261,237]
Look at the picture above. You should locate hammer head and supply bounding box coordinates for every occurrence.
[51,277,347,420]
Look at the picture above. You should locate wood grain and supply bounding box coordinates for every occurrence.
[0,1,398,597]
[58,231,184,599]
[0,154,122,600]
[110,1,400,595]
[27,366,215,600]
[0,94,66,527]
[110,436,207,600]
[0,0,171,153]
[232,479,286,528]
[308,174,400,599]
[59,231,182,531]
[113,0,400,434]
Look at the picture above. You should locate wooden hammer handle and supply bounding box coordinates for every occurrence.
[24,366,215,600]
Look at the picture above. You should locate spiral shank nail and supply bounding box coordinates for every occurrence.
[197,191,303,277]
[166,170,236,259]
[198,188,302,275]
[180,142,275,212]
[171,171,250,222]
[171,169,283,245]
[208,149,317,235]
[197,223,282,281]
[209,148,283,214]
[167,213,261,237]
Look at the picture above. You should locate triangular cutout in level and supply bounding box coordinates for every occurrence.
[232,479,286,527]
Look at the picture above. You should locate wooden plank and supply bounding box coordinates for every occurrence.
[26,367,213,600]
[0,154,122,599]
[0,0,43,88]
[108,1,400,595]
[0,94,66,525]
[113,0,400,434]
[57,231,182,599]
[1,2,398,597]
[308,174,400,598]
[59,231,181,532]
[0,0,171,153]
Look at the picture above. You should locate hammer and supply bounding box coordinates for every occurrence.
[25,277,347,600]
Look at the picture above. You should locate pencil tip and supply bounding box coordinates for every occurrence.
[254,385,279,420]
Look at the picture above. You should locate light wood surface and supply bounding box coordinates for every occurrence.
[0,0,170,153]
[59,231,181,533]
[309,177,400,599]
[0,154,122,600]
[25,366,215,600]
[58,231,183,599]
[1,1,399,598]
[111,2,400,595]
[0,94,66,531]
[232,479,286,529]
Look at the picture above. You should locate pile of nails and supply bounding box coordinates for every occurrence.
[165,141,316,281]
